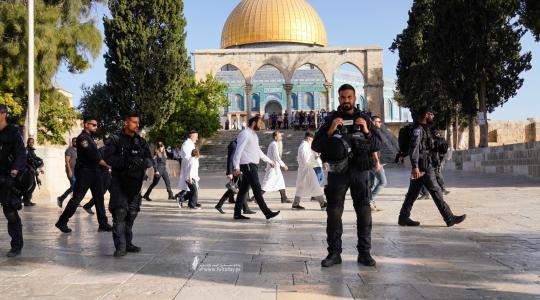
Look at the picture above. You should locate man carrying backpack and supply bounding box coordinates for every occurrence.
[398,106,466,227]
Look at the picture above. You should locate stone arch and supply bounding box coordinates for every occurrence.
[290,62,329,83]
[249,62,288,85]
[331,61,366,82]
[213,63,248,82]
[264,100,283,115]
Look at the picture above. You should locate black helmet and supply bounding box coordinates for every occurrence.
[322,133,351,173]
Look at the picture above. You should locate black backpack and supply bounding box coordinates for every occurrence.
[398,123,416,156]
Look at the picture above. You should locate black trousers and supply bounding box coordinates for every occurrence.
[234,164,272,217]
[109,176,143,251]
[58,167,108,226]
[325,168,372,255]
[143,166,173,198]
[0,177,23,250]
[185,180,199,208]
[217,175,251,212]
[400,167,453,223]
[22,173,37,204]
[83,170,111,210]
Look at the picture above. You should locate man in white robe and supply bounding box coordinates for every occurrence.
[176,130,198,205]
[293,131,327,210]
[258,131,291,203]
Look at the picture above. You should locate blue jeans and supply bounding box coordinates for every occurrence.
[371,167,387,201]
[314,167,324,186]
[58,176,76,202]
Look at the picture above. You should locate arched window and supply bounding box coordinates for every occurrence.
[292,93,298,110]
[251,94,260,112]
[304,92,314,110]
[358,95,367,111]
[235,94,244,111]
[385,98,393,120]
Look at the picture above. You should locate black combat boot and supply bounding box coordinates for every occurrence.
[446,214,466,227]
[55,221,72,233]
[321,253,342,267]
[357,252,376,266]
[126,244,141,253]
[398,217,420,226]
[6,248,21,257]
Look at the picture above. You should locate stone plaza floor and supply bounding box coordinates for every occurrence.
[0,167,539,299]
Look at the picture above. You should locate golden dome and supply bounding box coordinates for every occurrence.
[221,0,328,49]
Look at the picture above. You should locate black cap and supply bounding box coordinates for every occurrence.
[0,104,7,113]
[187,130,197,136]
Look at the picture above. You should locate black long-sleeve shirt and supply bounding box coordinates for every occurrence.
[104,131,153,177]
[0,125,26,173]
[76,130,102,169]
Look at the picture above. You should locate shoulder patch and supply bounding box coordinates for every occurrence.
[81,140,89,148]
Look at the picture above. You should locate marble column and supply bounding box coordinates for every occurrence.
[323,82,333,111]
[244,83,253,118]
[283,83,294,127]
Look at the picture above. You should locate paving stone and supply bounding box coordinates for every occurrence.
[0,169,538,299]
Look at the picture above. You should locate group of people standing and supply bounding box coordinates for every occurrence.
[0,83,466,269]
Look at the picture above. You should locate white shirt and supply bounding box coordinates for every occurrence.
[233,127,272,169]
[180,139,195,160]
[267,141,285,168]
[187,157,200,181]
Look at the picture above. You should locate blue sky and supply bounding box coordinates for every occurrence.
[55,0,540,120]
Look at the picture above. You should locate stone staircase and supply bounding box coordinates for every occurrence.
[199,130,308,172]
[199,127,399,172]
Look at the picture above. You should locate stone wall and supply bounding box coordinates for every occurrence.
[456,119,539,149]
[446,141,540,179]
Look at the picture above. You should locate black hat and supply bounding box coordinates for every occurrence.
[187,130,197,136]
[304,131,314,138]
[0,104,8,113]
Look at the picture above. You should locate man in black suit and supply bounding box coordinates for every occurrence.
[214,139,254,214]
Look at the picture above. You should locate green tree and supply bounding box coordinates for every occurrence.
[0,92,24,122]
[37,89,79,145]
[392,0,532,149]
[431,0,531,147]
[104,0,191,129]
[520,0,540,41]
[0,0,102,143]
[389,0,454,128]
[149,75,228,147]
[78,83,123,139]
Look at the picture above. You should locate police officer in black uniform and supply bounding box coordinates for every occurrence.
[312,84,381,267]
[82,144,112,215]
[104,113,153,257]
[23,137,43,207]
[0,104,26,257]
[398,106,466,227]
[55,117,113,233]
